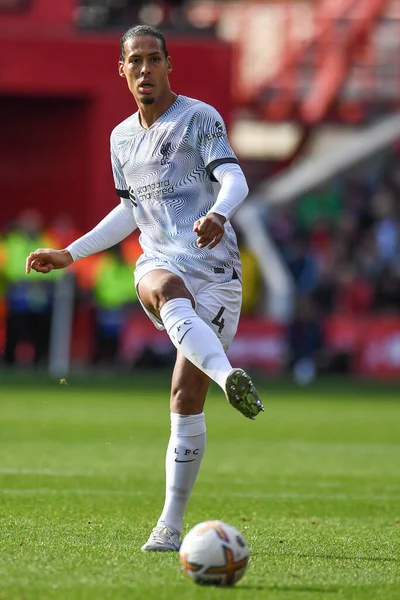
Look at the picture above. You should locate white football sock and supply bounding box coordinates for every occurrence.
[157,412,206,534]
[160,298,232,389]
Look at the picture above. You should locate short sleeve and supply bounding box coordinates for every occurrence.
[110,132,130,200]
[194,106,239,182]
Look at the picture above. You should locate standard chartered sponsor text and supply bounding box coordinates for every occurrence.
[137,179,174,202]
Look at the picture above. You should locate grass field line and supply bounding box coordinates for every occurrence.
[2,468,400,490]
[219,478,400,490]
[0,467,99,477]
[1,488,399,502]
[282,441,400,453]
[0,488,144,496]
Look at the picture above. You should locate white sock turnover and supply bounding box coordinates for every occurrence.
[160,298,232,389]
[157,412,206,534]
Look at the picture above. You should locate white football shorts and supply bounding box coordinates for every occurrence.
[134,257,242,350]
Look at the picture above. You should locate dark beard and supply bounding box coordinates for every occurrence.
[140,97,155,105]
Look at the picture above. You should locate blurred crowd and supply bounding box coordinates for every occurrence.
[0,212,140,368]
[1,148,399,373]
[0,209,261,370]
[76,0,217,32]
[268,146,400,375]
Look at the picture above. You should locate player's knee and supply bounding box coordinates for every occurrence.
[149,278,193,313]
[171,384,205,414]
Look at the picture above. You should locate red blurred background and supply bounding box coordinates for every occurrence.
[1,0,400,381]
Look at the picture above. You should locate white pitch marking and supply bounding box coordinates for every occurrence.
[0,488,142,496]
[0,489,398,501]
[0,467,98,477]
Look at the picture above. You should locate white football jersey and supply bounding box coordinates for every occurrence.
[110,95,242,282]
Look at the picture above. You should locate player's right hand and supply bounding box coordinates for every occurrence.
[26,248,73,275]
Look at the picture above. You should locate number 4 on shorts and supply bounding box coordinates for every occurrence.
[212,306,226,334]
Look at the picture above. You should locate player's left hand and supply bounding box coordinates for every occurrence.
[193,212,226,249]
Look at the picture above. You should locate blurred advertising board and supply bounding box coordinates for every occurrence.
[120,313,286,373]
[325,315,400,379]
[227,317,286,373]
[72,311,400,378]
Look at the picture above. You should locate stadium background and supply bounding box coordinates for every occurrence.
[0,3,399,600]
[1,0,400,381]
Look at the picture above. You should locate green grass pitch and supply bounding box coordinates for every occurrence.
[0,374,399,600]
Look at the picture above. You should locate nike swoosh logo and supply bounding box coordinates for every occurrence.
[177,328,193,345]
[175,458,196,463]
